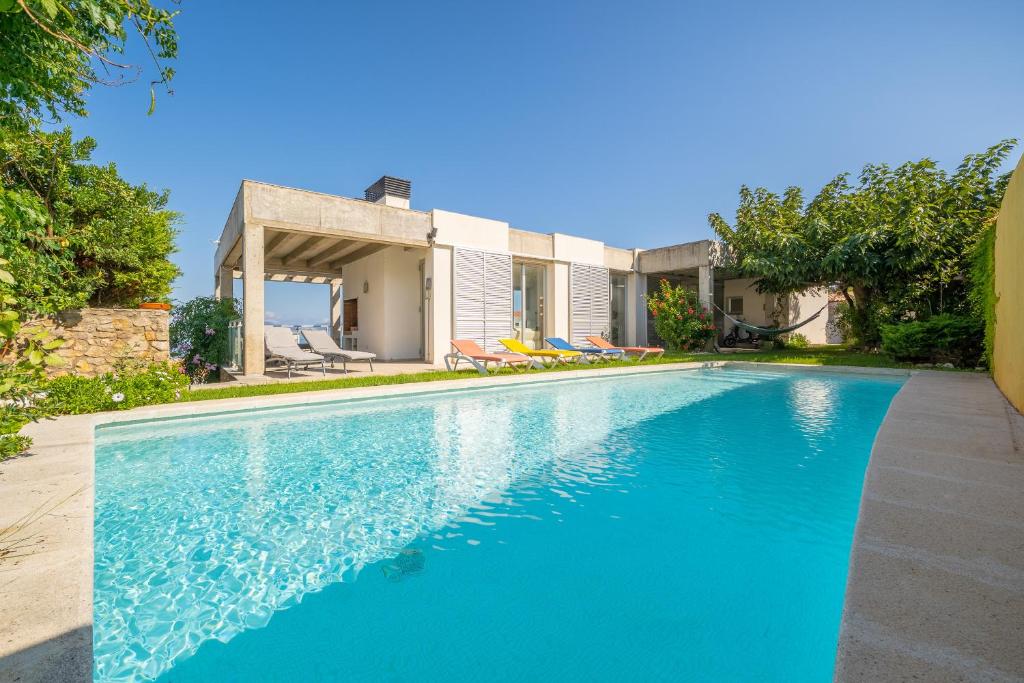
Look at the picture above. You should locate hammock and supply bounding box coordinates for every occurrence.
[712,302,829,337]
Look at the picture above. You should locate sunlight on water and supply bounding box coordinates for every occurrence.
[93,368,902,682]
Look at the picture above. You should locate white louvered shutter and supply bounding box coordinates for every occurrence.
[570,263,610,345]
[453,249,513,352]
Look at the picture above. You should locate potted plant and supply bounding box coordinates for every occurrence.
[139,302,172,311]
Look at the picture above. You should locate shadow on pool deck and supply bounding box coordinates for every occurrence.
[835,371,1024,682]
[0,626,91,682]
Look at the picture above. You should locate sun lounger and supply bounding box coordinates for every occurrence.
[444,339,542,375]
[265,326,325,378]
[499,337,585,364]
[545,337,625,362]
[301,328,376,373]
[585,336,665,361]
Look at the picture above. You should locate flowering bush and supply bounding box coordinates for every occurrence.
[645,279,716,352]
[42,360,190,415]
[170,296,240,383]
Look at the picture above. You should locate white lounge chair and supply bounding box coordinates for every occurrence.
[265,326,325,378]
[300,328,376,372]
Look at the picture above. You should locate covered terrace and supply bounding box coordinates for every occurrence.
[213,180,434,377]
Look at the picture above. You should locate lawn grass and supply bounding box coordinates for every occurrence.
[184,346,910,403]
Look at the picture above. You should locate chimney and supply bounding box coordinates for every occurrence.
[364,175,411,209]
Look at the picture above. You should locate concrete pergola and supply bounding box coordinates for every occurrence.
[213,180,432,376]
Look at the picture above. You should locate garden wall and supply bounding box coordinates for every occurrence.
[994,153,1024,413]
[22,308,170,378]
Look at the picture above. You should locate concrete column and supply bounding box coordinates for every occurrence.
[329,281,342,343]
[625,272,639,346]
[242,223,265,376]
[426,245,452,366]
[551,262,570,339]
[635,274,648,346]
[698,265,715,351]
[698,265,714,313]
[216,266,234,301]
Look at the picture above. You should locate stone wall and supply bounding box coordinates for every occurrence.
[22,308,170,377]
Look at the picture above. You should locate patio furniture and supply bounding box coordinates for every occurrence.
[301,328,376,373]
[499,337,585,364]
[545,337,625,362]
[444,339,542,375]
[585,336,665,361]
[265,326,326,378]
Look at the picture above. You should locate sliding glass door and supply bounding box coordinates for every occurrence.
[512,262,545,348]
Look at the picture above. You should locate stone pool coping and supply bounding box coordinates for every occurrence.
[2,360,1003,682]
[834,371,1024,682]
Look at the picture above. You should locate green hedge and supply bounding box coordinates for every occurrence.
[42,361,190,415]
[880,314,984,367]
[969,223,997,368]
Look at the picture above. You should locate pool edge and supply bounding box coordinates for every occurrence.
[0,360,917,682]
[833,371,1024,681]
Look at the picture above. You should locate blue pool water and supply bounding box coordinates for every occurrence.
[93,368,903,682]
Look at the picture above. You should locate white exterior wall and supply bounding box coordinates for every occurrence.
[786,287,829,344]
[552,233,604,265]
[341,246,424,360]
[722,277,830,344]
[432,209,509,252]
[722,278,773,328]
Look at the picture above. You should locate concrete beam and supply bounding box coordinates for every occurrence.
[244,180,432,247]
[242,223,265,376]
[308,239,359,269]
[263,230,291,257]
[279,236,323,266]
[329,242,390,269]
[637,240,715,274]
[216,266,234,300]
[285,236,340,264]
[232,268,342,283]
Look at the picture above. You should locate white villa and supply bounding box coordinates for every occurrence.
[214,176,831,375]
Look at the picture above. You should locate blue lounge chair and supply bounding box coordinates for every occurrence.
[544,337,625,362]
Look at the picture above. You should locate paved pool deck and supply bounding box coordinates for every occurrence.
[835,371,1024,682]
[1,362,1021,682]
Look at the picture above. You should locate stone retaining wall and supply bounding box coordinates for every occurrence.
[22,308,170,377]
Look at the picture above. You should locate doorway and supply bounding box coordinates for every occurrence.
[513,261,545,348]
[609,273,627,345]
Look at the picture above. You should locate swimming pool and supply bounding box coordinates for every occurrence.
[93,367,903,682]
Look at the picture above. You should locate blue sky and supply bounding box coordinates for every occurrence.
[71,0,1023,325]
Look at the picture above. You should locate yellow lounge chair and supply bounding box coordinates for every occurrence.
[499,338,586,364]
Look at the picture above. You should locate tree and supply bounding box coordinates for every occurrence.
[0,126,180,312]
[709,140,1016,346]
[0,0,179,123]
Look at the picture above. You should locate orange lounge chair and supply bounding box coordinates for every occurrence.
[444,339,543,375]
[585,336,665,361]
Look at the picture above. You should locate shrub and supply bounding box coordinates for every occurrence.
[170,296,241,383]
[968,223,997,368]
[880,314,984,367]
[645,279,716,352]
[43,360,189,415]
[0,258,63,460]
[784,333,810,349]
